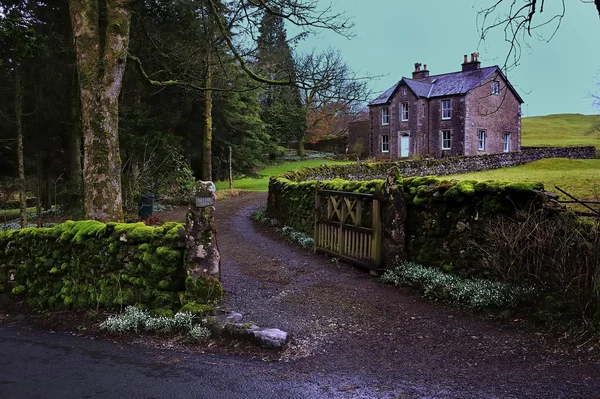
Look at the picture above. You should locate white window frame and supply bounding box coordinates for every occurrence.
[478,129,486,151]
[421,103,425,118]
[491,80,500,95]
[441,130,451,150]
[381,107,389,125]
[381,135,390,153]
[402,86,407,95]
[503,133,511,152]
[401,102,409,121]
[441,99,452,120]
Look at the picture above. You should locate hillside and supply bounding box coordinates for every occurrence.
[522,113,600,150]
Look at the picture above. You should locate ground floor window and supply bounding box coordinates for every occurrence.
[441,130,451,150]
[381,135,389,152]
[478,129,486,150]
[503,133,511,152]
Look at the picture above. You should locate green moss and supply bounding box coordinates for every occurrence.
[456,180,477,196]
[12,285,25,295]
[151,308,174,318]
[185,275,223,304]
[127,225,157,242]
[178,301,213,316]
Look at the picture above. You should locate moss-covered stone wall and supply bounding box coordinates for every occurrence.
[267,177,383,235]
[268,173,547,274]
[401,177,545,273]
[0,221,221,311]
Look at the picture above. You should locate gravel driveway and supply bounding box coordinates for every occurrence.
[212,192,600,399]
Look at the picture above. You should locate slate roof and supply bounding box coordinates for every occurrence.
[369,66,524,105]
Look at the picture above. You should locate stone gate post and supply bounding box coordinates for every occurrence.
[185,181,220,279]
[382,167,407,269]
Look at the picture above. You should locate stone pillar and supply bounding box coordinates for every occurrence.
[186,181,220,279]
[381,167,407,269]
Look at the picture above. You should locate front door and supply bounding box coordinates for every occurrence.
[400,134,410,157]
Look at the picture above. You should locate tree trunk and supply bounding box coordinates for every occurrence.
[202,61,213,181]
[297,135,306,157]
[15,63,27,228]
[69,70,83,214]
[68,0,131,222]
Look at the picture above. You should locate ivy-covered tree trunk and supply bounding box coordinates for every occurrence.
[202,60,213,181]
[14,63,27,228]
[66,68,84,214]
[68,0,132,222]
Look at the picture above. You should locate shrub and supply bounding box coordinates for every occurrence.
[100,305,210,341]
[471,211,600,319]
[188,325,212,342]
[382,261,533,309]
[281,226,314,249]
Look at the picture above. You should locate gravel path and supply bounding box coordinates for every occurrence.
[212,192,600,399]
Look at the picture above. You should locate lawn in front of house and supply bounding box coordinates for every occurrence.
[215,159,351,192]
[446,158,600,200]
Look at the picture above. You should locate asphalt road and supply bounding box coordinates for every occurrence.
[0,324,350,399]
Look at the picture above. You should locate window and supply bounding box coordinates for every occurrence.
[441,130,451,150]
[381,107,389,125]
[401,102,409,121]
[503,133,511,152]
[421,103,425,118]
[491,81,500,95]
[381,135,389,152]
[478,130,486,150]
[441,99,452,120]
[402,86,407,95]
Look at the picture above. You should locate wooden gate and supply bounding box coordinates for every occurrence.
[314,185,382,270]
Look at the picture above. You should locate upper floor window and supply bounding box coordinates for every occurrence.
[381,135,390,152]
[441,99,452,120]
[441,130,451,150]
[490,80,500,95]
[421,103,425,118]
[401,102,409,121]
[503,133,511,152]
[478,129,486,150]
[402,86,407,95]
[381,107,389,125]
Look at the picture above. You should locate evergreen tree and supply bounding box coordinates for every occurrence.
[255,10,306,154]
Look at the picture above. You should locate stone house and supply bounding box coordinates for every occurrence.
[368,53,524,159]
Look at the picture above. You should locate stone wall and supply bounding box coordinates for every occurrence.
[267,172,551,273]
[0,221,222,311]
[279,146,596,183]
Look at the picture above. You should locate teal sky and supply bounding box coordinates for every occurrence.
[291,0,600,117]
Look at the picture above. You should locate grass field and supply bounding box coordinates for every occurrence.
[447,158,600,200]
[0,207,36,220]
[215,159,351,192]
[522,114,600,152]
[446,114,600,200]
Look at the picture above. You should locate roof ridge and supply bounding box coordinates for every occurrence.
[413,65,498,81]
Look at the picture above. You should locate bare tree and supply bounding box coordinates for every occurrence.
[477,0,600,70]
[296,48,374,155]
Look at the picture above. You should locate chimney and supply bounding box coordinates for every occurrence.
[412,62,430,79]
[462,52,481,72]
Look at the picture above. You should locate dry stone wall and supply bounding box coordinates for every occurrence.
[283,146,596,183]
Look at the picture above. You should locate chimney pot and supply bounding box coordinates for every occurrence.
[414,62,421,71]
[464,54,468,64]
[471,53,475,62]
[423,64,427,70]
